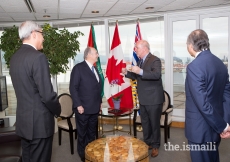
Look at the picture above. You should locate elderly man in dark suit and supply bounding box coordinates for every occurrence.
[122,40,164,157]
[69,47,102,162]
[185,29,230,162]
[10,21,61,162]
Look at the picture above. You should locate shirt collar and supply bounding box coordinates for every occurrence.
[23,43,37,50]
[85,60,93,69]
[142,53,148,61]
[195,49,208,58]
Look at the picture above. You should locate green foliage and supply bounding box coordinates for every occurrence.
[0,26,22,69]
[0,24,84,75]
[112,93,124,101]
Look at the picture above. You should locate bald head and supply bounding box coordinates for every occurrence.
[84,47,98,64]
[134,40,150,59]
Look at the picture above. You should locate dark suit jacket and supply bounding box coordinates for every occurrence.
[10,44,61,140]
[69,61,102,114]
[185,50,228,143]
[126,53,164,105]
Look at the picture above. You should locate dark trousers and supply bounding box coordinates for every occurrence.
[75,112,98,158]
[21,135,53,162]
[140,104,163,148]
[188,140,220,162]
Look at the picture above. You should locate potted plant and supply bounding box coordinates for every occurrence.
[0,24,83,76]
[112,94,123,109]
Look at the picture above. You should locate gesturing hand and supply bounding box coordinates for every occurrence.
[131,66,141,74]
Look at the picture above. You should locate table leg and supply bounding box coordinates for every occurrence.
[113,117,116,135]
[129,114,131,135]
[100,115,103,137]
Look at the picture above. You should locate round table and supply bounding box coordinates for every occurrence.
[85,135,149,162]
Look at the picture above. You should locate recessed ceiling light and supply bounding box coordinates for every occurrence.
[43,9,50,18]
[43,15,51,18]
[145,7,154,9]
[91,11,99,13]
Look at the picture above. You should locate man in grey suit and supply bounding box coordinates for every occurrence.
[69,47,102,162]
[122,40,164,157]
[10,21,61,162]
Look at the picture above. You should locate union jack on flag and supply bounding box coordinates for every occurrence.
[132,21,142,66]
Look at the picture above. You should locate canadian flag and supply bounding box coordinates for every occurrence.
[104,23,133,109]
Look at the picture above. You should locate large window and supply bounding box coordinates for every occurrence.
[172,20,196,109]
[169,13,229,110]
[202,17,228,67]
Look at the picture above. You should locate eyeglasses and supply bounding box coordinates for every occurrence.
[34,30,44,36]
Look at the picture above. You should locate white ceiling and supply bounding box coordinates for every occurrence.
[0,0,230,23]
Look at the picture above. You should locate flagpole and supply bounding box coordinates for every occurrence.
[115,20,123,131]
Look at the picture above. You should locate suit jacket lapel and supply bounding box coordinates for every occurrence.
[83,61,97,80]
[142,53,152,68]
[94,66,102,84]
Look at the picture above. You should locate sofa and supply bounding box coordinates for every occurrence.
[0,126,22,162]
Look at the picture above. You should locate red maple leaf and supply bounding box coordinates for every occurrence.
[105,55,126,86]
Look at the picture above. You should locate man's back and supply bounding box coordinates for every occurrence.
[185,50,228,143]
[10,44,60,140]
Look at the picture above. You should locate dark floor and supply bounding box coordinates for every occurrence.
[51,125,230,162]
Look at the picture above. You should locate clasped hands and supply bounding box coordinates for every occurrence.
[220,125,230,138]
[121,65,141,75]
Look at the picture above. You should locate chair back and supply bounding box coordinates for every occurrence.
[162,90,171,112]
[58,93,73,118]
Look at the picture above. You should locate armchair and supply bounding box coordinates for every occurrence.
[0,126,22,162]
[133,90,173,143]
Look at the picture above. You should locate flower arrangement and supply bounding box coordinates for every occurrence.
[112,94,124,101]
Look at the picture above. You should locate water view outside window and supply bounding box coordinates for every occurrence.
[173,20,196,109]
[172,16,229,109]
[202,17,228,67]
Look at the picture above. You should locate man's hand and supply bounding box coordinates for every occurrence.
[221,131,230,138]
[220,124,230,138]
[121,68,127,75]
[77,106,84,114]
[131,66,141,74]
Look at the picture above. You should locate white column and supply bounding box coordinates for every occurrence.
[104,19,110,61]
[164,14,174,104]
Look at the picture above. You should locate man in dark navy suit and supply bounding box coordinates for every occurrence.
[185,29,230,162]
[69,47,102,162]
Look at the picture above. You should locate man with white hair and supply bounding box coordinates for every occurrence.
[10,21,61,162]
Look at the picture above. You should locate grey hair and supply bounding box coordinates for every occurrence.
[139,40,150,51]
[84,47,92,59]
[187,29,210,52]
[18,21,41,40]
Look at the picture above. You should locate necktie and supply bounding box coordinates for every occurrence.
[91,66,95,74]
[139,59,143,68]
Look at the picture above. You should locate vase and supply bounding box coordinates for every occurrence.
[112,99,121,110]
